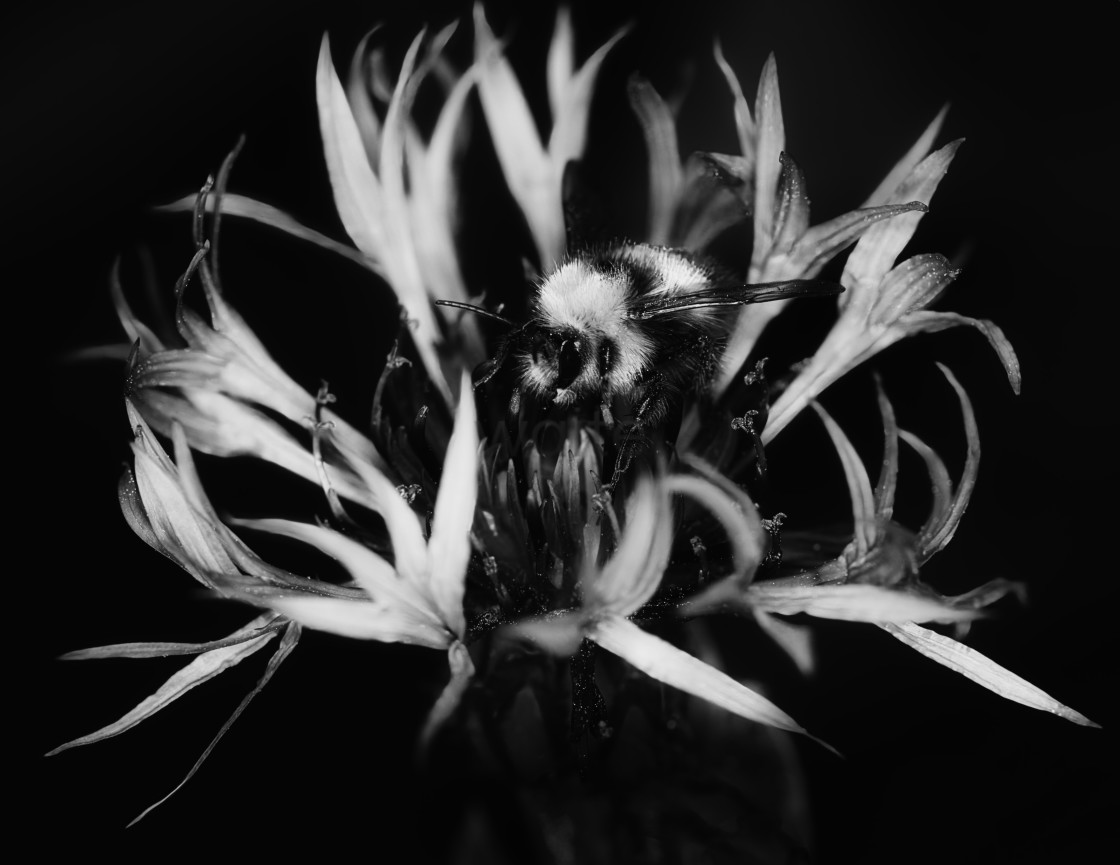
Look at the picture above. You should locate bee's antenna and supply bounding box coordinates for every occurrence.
[434,300,515,327]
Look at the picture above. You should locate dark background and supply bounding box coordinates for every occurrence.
[14,0,1114,859]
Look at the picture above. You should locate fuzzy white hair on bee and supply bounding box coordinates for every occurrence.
[435,241,842,432]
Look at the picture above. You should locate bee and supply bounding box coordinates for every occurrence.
[438,241,841,440]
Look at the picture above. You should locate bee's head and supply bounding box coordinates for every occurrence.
[519,325,604,405]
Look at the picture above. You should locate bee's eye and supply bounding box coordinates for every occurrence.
[557,338,583,387]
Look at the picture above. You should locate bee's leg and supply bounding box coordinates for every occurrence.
[599,390,615,427]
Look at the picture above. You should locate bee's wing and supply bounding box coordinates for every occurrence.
[628,279,843,320]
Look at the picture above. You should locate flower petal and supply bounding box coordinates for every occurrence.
[589,615,836,751]
[46,615,278,756]
[427,372,480,637]
[899,428,953,547]
[585,477,672,616]
[666,473,764,584]
[881,622,1099,727]
[919,364,980,559]
[127,622,302,826]
[157,193,373,270]
[419,640,475,748]
[712,39,755,168]
[749,583,981,624]
[317,34,391,270]
[811,402,876,557]
[863,104,949,208]
[472,4,555,267]
[628,75,682,245]
[234,517,439,625]
[842,139,963,296]
[899,310,1021,394]
[749,53,785,273]
[872,379,900,523]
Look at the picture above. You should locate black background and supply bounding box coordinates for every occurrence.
[14,0,1115,859]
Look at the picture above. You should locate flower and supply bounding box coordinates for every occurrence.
[51,4,1096,830]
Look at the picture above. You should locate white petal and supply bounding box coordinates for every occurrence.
[234,518,438,625]
[810,402,877,557]
[750,583,980,624]
[472,4,555,267]
[317,35,389,269]
[262,594,449,649]
[628,76,682,245]
[712,39,755,166]
[419,640,475,747]
[863,104,948,208]
[881,622,1099,727]
[585,477,672,616]
[156,193,374,270]
[428,372,480,637]
[842,139,962,295]
[46,615,277,756]
[749,53,785,275]
[589,616,835,750]
[665,473,764,584]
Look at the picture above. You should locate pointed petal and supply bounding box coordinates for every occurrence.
[870,253,961,326]
[590,615,836,751]
[127,623,302,826]
[753,610,815,675]
[628,75,682,245]
[419,640,475,748]
[472,4,556,267]
[548,21,630,166]
[899,428,954,547]
[898,310,1021,394]
[811,402,877,557]
[60,618,285,660]
[863,104,949,207]
[428,373,480,637]
[317,34,390,268]
[793,201,928,281]
[770,152,810,255]
[873,380,900,522]
[234,517,439,624]
[750,54,785,272]
[750,583,981,624]
[346,29,384,164]
[712,39,755,166]
[46,616,278,756]
[157,194,373,270]
[545,5,574,117]
[919,364,981,559]
[881,622,1099,727]
[237,592,448,648]
[842,139,963,292]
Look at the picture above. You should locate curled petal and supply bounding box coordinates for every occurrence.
[881,622,1099,727]
[873,380,900,523]
[899,310,1021,394]
[770,152,810,255]
[811,402,877,557]
[792,201,928,279]
[589,616,836,752]
[920,364,981,560]
[585,477,673,616]
[666,473,764,584]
